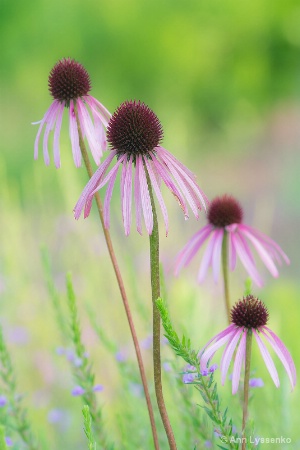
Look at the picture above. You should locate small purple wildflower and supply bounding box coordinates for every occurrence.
[129,382,143,397]
[48,408,66,424]
[33,57,110,168]
[200,369,209,376]
[74,100,208,235]
[182,373,197,384]
[115,349,128,362]
[204,441,213,448]
[0,395,7,407]
[249,378,264,388]
[140,335,153,350]
[56,346,66,356]
[200,295,296,394]
[71,386,85,396]
[163,362,172,372]
[93,384,104,392]
[209,364,218,373]
[5,437,12,447]
[175,194,289,287]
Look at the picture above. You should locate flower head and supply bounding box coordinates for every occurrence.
[74,100,208,235]
[200,295,296,394]
[33,57,111,168]
[175,194,289,287]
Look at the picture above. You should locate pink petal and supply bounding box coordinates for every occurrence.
[174,224,212,275]
[240,224,290,265]
[121,155,133,235]
[220,327,243,385]
[228,229,237,271]
[158,147,209,207]
[43,101,61,166]
[253,330,280,387]
[151,155,188,218]
[134,156,143,234]
[261,326,296,389]
[200,325,236,371]
[103,162,121,229]
[139,158,153,235]
[53,102,64,168]
[198,230,218,283]
[239,227,279,277]
[158,147,207,214]
[77,98,102,165]
[87,96,112,127]
[212,228,224,283]
[33,102,58,161]
[232,232,264,287]
[69,101,81,167]
[232,329,247,394]
[74,151,117,219]
[145,158,169,236]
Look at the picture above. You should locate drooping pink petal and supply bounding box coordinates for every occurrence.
[239,227,279,277]
[240,224,290,265]
[159,153,200,218]
[261,326,296,389]
[69,100,81,167]
[151,155,188,218]
[134,156,143,234]
[103,163,120,229]
[43,101,61,166]
[158,147,207,213]
[33,102,58,162]
[87,96,111,127]
[174,225,212,275]
[253,330,280,387]
[139,157,153,235]
[53,102,65,168]
[212,228,224,283]
[122,155,133,236]
[158,146,196,179]
[199,324,236,357]
[198,230,219,283]
[227,228,237,271]
[90,102,107,154]
[232,329,247,394]
[220,327,243,385]
[73,151,117,219]
[232,232,264,287]
[77,98,102,165]
[159,147,209,207]
[145,158,169,236]
[200,326,236,371]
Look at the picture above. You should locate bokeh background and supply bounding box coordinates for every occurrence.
[1,0,300,448]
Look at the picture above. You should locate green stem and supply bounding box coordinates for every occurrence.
[147,172,177,450]
[221,231,231,324]
[74,103,160,450]
[242,329,253,450]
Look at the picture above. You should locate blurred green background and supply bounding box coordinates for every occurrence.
[1,0,300,448]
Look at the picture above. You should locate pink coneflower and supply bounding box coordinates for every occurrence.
[74,100,208,235]
[175,194,289,287]
[33,57,111,168]
[200,295,296,394]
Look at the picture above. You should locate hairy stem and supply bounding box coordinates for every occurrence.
[74,104,159,450]
[221,231,231,324]
[242,329,253,450]
[147,173,177,450]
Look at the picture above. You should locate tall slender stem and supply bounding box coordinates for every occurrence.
[221,231,231,324]
[147,172,177,450]
[242,329,253,450]
[74,104,159,450]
